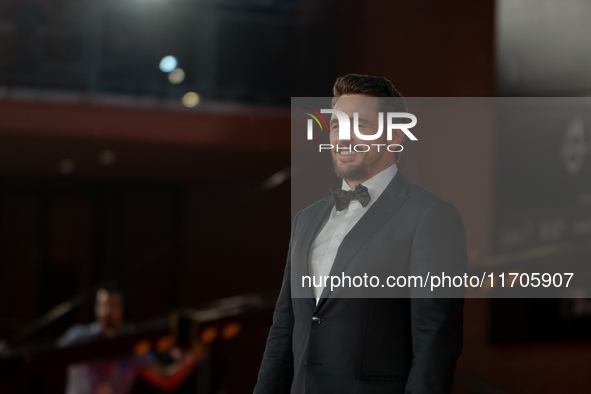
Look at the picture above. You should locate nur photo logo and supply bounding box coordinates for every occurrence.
[303,107,418,153]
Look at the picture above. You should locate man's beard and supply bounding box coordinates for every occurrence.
[332,153,368,181]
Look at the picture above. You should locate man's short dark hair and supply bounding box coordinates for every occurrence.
[332,73,403,98]
[94,281,131,319]
[331,73,407,113]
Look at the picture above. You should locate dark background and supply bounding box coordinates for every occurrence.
[1,0,590,393]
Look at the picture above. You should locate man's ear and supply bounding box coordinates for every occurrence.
[390,129,405,145]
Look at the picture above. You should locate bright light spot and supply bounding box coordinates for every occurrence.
[98,150,116,166]
[261,168,291,190]
[168,68,185,84]
[59,159,75,174]
[159,56,178,73]
[182,92,200,107]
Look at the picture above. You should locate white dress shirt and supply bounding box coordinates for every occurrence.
[308,164,398,302]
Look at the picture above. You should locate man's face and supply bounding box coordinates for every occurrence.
[330,94,398,184]
[95,290,124,337]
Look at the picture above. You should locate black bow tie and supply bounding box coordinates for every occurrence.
[330,184,371,211]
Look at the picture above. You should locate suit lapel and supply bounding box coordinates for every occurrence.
[315,172,410,311]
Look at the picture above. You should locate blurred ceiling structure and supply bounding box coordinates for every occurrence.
[0,0,336,105]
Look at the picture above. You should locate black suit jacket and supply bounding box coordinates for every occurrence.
[254,172,467,394]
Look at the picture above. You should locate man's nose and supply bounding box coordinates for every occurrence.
[335,130,353,144]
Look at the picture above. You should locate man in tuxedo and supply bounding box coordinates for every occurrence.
[254,74,467,394]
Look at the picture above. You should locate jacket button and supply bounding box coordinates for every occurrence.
[311,315,323,325]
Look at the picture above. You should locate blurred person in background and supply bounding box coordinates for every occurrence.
[58,282,205,394]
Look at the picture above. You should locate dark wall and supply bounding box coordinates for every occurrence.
[336,0,495,97]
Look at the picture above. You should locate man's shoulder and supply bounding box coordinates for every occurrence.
[380,173,462,226]
[295,195,333,221]
[404,180,463,225]
[58,322,100,347]
[406,181,444,206]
